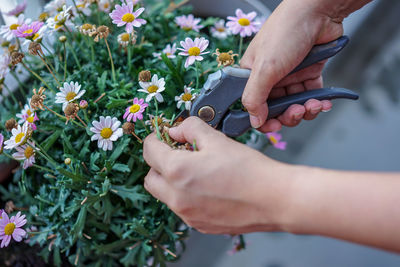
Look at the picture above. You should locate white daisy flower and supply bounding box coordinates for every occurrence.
[16,99,39,130]
[210,19,231,39]
[0,14,31,41]
[55,81,86,110]
[117,32,136,47]
[73,0,92,17]
[12,141,38,169]
[0,53,11,80]
[175,86,197,111]
[98,0,112,12]
[90,116,123,151]
[138,74,166,103]
[46,5,73,31]
[44,0,66,16]
[4,122,30,150]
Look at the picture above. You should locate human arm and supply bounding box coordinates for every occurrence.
[240,0,372,131]
[143,117,400,253]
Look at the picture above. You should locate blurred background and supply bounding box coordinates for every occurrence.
[1,0,400,266]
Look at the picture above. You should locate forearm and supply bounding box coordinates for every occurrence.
[284,166,400,252]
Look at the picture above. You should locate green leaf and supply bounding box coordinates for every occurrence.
[112,163,131,173]
[106,98,128,109]
[97,71,108,91]
[128,219,151,237]
[42,130,62,151]
[111,185,150,205]
[109,138,130,162]
[72,206,87,242]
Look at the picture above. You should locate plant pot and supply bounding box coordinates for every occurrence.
[0,161,18,185]
[190,0,271,17]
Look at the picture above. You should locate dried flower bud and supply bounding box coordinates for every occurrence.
[8,44,17,53]
[214,49,238,67]
[64,103,79,117]
[10,51,24,66]
[91,25,110,42]
[79,100,88,109]
[59,35,67,43]
[122,122,135,135]
[5,201,15,214]
[28,42,42,56]
[5,118,18,131]
[30,87,46,110]
[64,158,71,165]
[79,23,96,36]
[138,70,151,82]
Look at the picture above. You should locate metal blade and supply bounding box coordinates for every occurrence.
[172,110,190,125]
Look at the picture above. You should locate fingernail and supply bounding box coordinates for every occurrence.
[322,108,332,113]
[294,113,303,120]
[250,115,261,128]
[310,108,321,115]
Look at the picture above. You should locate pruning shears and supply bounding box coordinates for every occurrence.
[175,36,359,137]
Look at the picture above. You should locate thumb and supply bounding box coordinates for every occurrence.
[168,117,221,149]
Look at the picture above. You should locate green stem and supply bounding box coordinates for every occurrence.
[86,36,95,62]
[195,61,200,89]
[3,83,18,104]
[66,41,82,70]
[10,71,27,98]
[43,104,86,129]
[127,44,132,73]
[33,164,56,174]
[63,43,68,82]
[140,119,150,134]
[21,61,55,93]
[104,38,116,83]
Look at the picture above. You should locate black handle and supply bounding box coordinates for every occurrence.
[221,88,359,137]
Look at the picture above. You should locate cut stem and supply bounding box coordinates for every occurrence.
[103,38,116,83]
[21,61,55,93]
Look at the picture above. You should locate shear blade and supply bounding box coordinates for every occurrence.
[173,110,190,124]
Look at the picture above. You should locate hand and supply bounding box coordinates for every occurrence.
[240,0,346,131]
[143,117,295,234]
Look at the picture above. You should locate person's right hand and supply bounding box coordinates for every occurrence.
[240,0,370,132]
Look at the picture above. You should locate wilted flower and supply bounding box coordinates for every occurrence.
[211,19,231,39]
[0,14,31,41]
[90,25,110,42]
[12,141,38,169]
[55,81,86,110]
[226,9,260,37]
[175,86,197,111]
[138,74,166,103]
[78,23,96,36]
[266,132,286,150]
[63,102,80,124]
[5,118,18,131]
[4,0,27,17]
[153,43,177,59]
[90,116,123,151]
[10,51,24,66]
[28,42,43,56]
[30,87,46,110]
[4,122,31,150]
[175,14,204,32]
[109,3,146,33]
[123,98,148,122]
[16,99,39,130]
[178,37,209,68]
[214,49,238,67]
[138,70,151,82]
[0,211,27,248]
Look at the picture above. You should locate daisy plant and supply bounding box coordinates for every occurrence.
[0,1,281,266]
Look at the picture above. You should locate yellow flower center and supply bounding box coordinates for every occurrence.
[23,29,33,35]
[147,85,158,93]
[121,33,130,42]
[65,92,77,101]
[77,4,85,8]
[10,24,19,30]
[100,128,113,139]
[24,146,34,158]
[4,223,15,236]
[82,23,93,30]
[269,136,278,145]
[182,93,192,102]
[219,53,232,62]
[182,26,192,31]
[15,132,25,144]
[39,12,49,21]
[55,14,60,22]
[129,104,141,114]
[188,47,201,56]
[238,18,250,26]
[122,13,135,23]
[27,109,32,116]
[217,27,225,32]
[27,116,35,123]
[104,3,110,8]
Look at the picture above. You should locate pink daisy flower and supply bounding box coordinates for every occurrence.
[16,99,39,131]
[109,2,146,34]
[0,211,27,248]
[4,0,27,17]
[12,141,38,169]
[178,37,210,68]
[266,132,287,150]
[153,43,177,59]
[175,14,204,32]
[123,98,148,122]
[226,9,260,37]
[13,21,44,39]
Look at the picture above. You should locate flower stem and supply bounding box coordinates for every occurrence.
[104,38,116,83]
[44,104,86,129]
[238,36,244,59]
[21,61,55,93]
[195,61,200,89]
[10,71,27,98]
[3,83,18,104]
[63,43,68,82]
[66,41,82,70]
[140,120,150,134]
[38,53,61,87]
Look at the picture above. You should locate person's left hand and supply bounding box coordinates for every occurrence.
[143,117,295,234]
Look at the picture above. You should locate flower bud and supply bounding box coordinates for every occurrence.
[79,100,88,109]
[64,158,72,165]
[138,70,151,82]
[122,122,135,135]
[59,35,67,43]
[5,118,18,131]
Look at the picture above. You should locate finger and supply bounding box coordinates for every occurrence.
[143,133,179,173]
[303,75,323,90]
[303,99,322,121]
[321,100,332,112]
[274,61,325,88]
[269,87,287,99]
[168,117,221,149]
[286,83,306,95]
[257,119,282,133]
[276,104,306,127]
[144,168,173,204]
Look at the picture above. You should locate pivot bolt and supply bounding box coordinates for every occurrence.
[198,106,215,122]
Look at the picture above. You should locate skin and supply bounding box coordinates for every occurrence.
[144,0,400,253]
